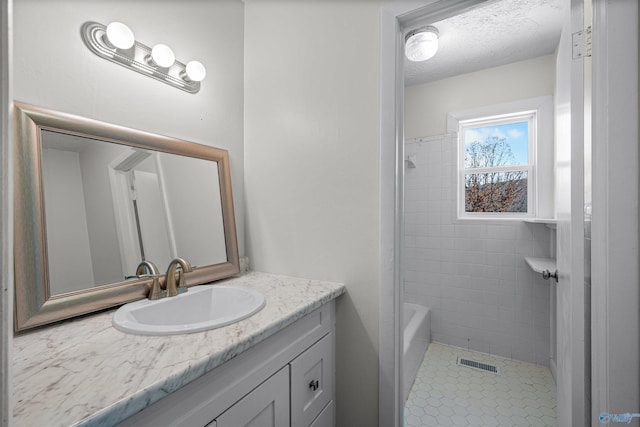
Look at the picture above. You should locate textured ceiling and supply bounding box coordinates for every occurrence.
[404,0,565,86]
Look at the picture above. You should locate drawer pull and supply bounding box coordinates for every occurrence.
[309,379,320,391]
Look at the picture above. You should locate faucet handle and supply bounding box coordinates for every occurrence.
[176,270,188,295]
[166,270,178,297]
[148,276,166,300]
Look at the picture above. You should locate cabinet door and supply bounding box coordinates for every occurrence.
[290,333,333,427]
[212,366,290,427]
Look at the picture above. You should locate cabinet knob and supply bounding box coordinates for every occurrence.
[309,379,320,391]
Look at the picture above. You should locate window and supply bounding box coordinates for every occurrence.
[459,112,535,217]
[447,96,553,221]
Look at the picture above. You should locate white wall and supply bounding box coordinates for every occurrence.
[405,54,556,139]
[13,0,245,258]
[78,141,127,284]
[159,154,226,268]
[42,148,96,293]
[244,2,382,425]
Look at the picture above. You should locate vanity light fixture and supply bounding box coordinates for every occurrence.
[81,21,206,94]
[405,26,439,62]
[105,22,135,50]
[148,44,175,68]
[183,61,207,82]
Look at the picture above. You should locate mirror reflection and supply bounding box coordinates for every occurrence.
[41,130,227,296]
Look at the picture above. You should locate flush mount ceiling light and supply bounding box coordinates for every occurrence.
[405,26,439,62]
[81,21,206,94]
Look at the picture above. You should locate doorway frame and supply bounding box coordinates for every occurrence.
[590,0,639,422]
[1,0,12,426]
[379,1,640,426]
[378,1,493,425]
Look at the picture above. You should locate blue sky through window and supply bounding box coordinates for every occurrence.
[464,121,529,165]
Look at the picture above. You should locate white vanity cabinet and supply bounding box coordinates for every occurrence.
[211,332,333,427]
[290,333,333,427]
[118,302,335,427]
[209,366,290,427]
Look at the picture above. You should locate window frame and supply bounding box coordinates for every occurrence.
[447,96,554,222]
[458,111,537,219]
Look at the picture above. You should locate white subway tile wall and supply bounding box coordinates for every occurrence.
[404,134,551,366]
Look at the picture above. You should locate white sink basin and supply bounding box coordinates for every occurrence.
[112,285,266,336]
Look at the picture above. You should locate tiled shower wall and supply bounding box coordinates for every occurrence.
[404,133,552,366]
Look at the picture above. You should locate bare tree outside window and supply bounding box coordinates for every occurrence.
[464,136,528,212]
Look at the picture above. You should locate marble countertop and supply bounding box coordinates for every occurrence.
[13,271,345,427]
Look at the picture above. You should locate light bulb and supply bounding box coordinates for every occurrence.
[184,61,207,82]
[150,44,175,68]
[105,22,135,50]
[405,26,439,62]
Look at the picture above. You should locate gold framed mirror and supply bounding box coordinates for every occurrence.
[14,102,240,331]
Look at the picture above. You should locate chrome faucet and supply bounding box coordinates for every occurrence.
[164,258,193,297]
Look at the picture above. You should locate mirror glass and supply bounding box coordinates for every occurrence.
[14,102,239,331]
[41,130,227,296]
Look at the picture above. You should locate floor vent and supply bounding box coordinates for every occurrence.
[457,357,500,375]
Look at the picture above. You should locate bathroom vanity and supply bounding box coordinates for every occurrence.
[12,272,345,427]
[11,102,345,426]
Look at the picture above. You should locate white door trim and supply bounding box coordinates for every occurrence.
[590,0,639,422]
[555,1,587,424]
[1,0,13,426]
[378,2,492,426]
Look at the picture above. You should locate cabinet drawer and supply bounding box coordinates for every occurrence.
[309,401,333,427]
[290,333,333,427]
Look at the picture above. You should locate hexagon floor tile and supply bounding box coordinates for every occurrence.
[405,343,557,427]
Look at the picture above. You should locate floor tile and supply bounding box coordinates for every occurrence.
[404,343,557,427]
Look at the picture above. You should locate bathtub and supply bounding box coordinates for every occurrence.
[403,302,430,401]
